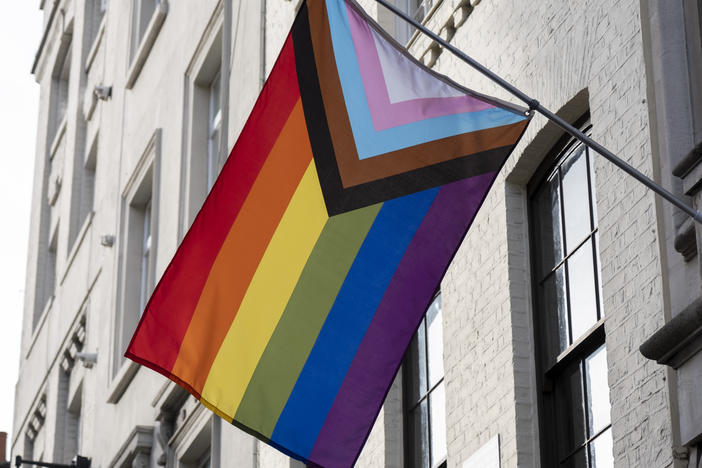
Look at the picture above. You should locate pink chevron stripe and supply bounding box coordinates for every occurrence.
[346,3,494,132]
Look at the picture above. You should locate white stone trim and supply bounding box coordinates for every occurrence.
[106,359,141,404]
[108,425,154,468]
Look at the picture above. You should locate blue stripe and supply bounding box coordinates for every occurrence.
[270,187,439,457]
[325,0,527,159]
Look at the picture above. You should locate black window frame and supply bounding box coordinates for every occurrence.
[402,291,447,468]
[528,115,613,467]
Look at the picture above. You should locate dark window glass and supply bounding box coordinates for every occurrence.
[530,123,612,467]
[404,294,446,468]
[533,172,564,278]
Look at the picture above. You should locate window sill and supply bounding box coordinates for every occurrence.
[26,296,54,359]
[545,320,606,379]
[640,297,702,369]
[107,359,141,404]
[125,1,168,89]
[60,211,94,286]
[85,14,107,73]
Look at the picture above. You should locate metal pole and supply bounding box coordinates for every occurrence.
[375,0,702,224]
[15,456,71,468]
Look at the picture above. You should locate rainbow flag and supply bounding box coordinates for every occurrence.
[126,0,530,466]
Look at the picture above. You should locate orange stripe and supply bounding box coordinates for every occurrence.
[170,100,312,394]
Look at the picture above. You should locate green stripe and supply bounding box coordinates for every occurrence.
[234,202,382,436]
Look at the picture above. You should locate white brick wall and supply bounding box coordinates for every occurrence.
[415,0,673,466]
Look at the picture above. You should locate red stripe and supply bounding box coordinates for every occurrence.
[125,33,300,382]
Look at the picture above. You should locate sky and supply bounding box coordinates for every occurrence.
[0,0,42,460]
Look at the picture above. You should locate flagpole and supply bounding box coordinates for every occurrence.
[375,0,702,225]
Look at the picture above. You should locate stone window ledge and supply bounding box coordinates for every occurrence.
[640,298,702,369]
[107,359,141,404]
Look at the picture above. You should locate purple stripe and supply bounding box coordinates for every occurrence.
[345,3,492,132]
[308,172,496,468]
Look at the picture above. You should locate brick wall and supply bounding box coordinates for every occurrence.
[411,0,673,466]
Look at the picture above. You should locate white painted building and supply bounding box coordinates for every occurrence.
[12,0,702,467]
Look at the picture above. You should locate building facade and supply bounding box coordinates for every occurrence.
[12,0,702,467]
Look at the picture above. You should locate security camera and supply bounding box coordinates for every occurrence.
[76,352,97,369]
[94,85,112,100]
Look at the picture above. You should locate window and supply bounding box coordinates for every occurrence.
[125,190,154,320]
[86,0,107,48]
[56,373,82,462]
[68,135,96,250]
[207,70,222,191]
[49,38,72,143]
[33,222,58,329]
[130,0,159,60]
[394,0,435,44]
[196,450,211,468]
[23,433,35,460]
[114,130,160,378]
[139,199,152,314]
[67,393,82,458]
[126,0,167,88]
[181,24,222,231]
[404,294,446,468]
[529,124,613,467]
[54,43,71,130]
[170,401,213,468]
[407,0,435,22]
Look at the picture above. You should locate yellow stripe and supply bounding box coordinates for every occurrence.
[200,161,328,419]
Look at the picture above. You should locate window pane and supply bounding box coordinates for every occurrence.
[210,72,221,120]
[139,0,157,38]
[408,400,430,468]
[567,240,598,341]
[585,345,611,435]
[561,145,591,251]
[589,428,613,468]
[426,295,444,388]
[411,0,429,21]
[429,383,447,467]
[560,447,587,468]
[594,232,603,318]
[533,173,563,278]
[139,201,152,314]
[197,451,211,468]
[407,320,428,402]
[587,148,598,228]
[539,266,568,362]
[208,125,221,191]
[555,363,586,459]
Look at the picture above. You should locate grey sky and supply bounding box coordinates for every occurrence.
[0,0,42,459]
